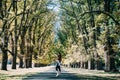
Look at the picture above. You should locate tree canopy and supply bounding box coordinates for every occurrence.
[0,0,120,72]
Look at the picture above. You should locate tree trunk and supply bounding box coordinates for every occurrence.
[19,58,24,68]
[104,32,116,72]
[0,0,4,19]
[25,58,29,68]
[28,25,33,68]
[1,0,10,70]
[104,50,110,71]
[1,49,8,70]
[19,38,25,68]
[84,61,88,69]
[110,57,116,71]
[1,32,8,70]
[12,1,18,69]
[88,58,95,70]
[87,0,99,70]
[24,38,30,68]
[96,59,103,70]
[12,37,18,69]
[12,29,18,69]
[28,46,32,68]
[19,0,26,68]
[81,61,84,68]
[12,50,17,69]
[104,0,116,72]
[28,54,32,68]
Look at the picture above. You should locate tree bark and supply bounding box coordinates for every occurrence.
[0,0,4,19]
[104,49,110,71]
[19,58,24,68]
[1,49,8,70]
[19,0,26,68]
[1,32,8,70]
[19,37,25,68]
[1,0,11,70]
[12,1,18,69]
[88,58,95,70]
[104,0,116,72]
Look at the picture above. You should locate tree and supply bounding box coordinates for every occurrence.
[0,0,56,70]
[0,0,12,70]
[59,0,120,72]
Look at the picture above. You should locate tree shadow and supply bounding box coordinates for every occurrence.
[22,71,116,80]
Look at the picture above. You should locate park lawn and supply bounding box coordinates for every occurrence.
[0,73,35,80]
[0,73,8,80]
[64,67,120,80]
[74,70,120,80]
[75,74,120,80]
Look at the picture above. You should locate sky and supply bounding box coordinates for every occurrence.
[47,0,61,40]
[47,0,60,13]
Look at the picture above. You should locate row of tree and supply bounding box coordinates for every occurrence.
[0,0,120,72]
[57,0,120,72]
[0,0,56,70]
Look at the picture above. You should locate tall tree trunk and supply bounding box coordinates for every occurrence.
[12,35,18,69]
[97,59,103,70]
[19,37,25,68]
[1,48,8,70]
[0,0,4,19]
[84,61,88,69]
[104,46,110,71]
[12,1,18,69]
[88,55,95,70]
[1,0,9,70]
[28,23,33,68]
[87,0,100,70]
[1,50,8,70]
[24,38,29,68]
[27,41,31,68]
[19,0,26,68]
[28,46,33,68]
[1,31,8,70]
[19,58,24,68]
[104,0,116,72]
[88,59,95,69]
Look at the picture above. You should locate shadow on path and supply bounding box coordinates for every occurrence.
[22,71,115,80]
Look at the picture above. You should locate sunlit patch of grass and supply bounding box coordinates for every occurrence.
[76,75,113,80]
[0,73,35,80]
[76,74,120,80]
[0,74,8,80]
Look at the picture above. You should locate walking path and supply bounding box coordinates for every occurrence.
[0,65,120,80]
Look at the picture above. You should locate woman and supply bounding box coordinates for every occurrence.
[55,60,61,77]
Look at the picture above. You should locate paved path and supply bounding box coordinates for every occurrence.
[22,66,83,80]
[0,65,120,80]
[23,72,81,80]
[21,66,119,80]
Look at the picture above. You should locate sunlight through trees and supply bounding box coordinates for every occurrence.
[0,0,120,72]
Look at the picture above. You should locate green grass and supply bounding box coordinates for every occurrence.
[76,74,119,80]
[0,74,8,80]
[0,73,38,80]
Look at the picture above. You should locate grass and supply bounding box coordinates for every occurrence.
[76,74,119,80]
[0,73,39,80]
[0,74,8,80]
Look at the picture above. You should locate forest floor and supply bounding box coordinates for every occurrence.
[0,64,120,80]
